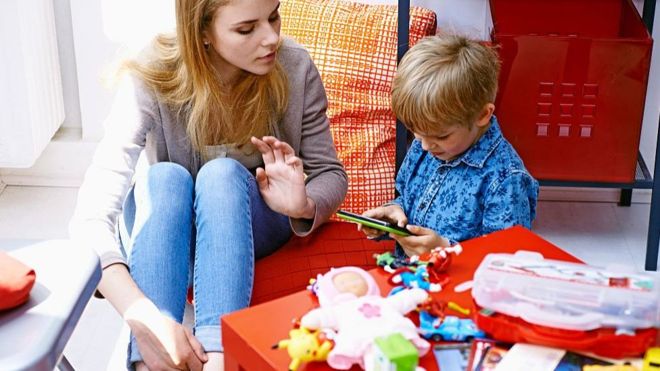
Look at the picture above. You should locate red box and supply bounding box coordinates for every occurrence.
[490,0,653,182]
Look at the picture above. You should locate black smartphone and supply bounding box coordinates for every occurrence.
[336,210,412,236]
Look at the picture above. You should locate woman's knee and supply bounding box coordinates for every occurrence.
[196,158,250,191]
[147,162,193,188]
[135,162,194,207]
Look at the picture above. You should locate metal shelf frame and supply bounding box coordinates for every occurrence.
[396,0,660,270]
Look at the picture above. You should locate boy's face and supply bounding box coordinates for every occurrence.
[414,125,482,161]
[414,103,495,161]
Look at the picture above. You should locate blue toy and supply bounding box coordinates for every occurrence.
[388,266,442,296]
[418,311,485,342]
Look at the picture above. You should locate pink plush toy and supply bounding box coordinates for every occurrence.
[301,267,430,370]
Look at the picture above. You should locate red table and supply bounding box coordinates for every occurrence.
[222,226,581,370]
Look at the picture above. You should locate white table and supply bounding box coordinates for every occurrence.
[0,240,101,371]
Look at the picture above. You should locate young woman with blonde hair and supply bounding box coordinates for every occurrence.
[70,0,347,369]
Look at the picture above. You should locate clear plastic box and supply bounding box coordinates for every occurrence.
[472,251,660,331]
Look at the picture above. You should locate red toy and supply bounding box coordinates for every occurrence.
[474,307,658,359]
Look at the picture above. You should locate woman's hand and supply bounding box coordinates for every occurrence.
[124,298,207,371]
[358,205,408,239]
[389,225,451,257]
[251,136,315,219]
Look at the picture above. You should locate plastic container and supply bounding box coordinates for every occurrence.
[472,251,660,331]
[490,0,653,182]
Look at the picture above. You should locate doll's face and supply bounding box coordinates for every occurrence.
[332,272,368,297]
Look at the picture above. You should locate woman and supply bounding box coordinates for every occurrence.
[69,0,347,369]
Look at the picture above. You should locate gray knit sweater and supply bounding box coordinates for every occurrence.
[70,38,348,269]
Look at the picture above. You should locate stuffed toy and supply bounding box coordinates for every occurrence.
[273,325,334,371]
[301,267,430,370]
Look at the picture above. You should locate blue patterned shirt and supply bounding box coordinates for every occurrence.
[391,116,538,243]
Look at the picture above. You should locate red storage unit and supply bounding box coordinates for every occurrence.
[490,0,653,182]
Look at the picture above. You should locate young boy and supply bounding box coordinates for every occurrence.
[359,34,539,257]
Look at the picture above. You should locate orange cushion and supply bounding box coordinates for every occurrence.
[280,0,437,214]
[0,251,36,310]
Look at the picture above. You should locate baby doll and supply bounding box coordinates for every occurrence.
[301,267,430,370]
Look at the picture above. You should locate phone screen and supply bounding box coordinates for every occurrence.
[336,210,412,236]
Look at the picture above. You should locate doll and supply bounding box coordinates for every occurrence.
[301,267,430,370]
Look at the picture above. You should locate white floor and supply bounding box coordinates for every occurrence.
[0,185,655,370]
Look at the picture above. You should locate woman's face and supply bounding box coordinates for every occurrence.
[204,0,281,83]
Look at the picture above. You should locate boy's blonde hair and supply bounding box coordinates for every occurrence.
[391,34,500,133]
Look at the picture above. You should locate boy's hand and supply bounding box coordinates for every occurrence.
[390,225,451,257]
[358,205,408,238]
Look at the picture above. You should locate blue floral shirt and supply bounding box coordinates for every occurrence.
[391,116,538,243]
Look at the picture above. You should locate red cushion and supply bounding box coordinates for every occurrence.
[0,251,36,310]
[251,222,393,305]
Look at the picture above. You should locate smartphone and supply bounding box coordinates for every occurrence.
[336,210,412,236]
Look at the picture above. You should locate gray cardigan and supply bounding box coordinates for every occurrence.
[70,38,348,269]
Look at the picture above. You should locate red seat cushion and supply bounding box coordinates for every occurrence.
[251,222,393,305]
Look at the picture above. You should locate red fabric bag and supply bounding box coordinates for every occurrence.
[0,251,36,310]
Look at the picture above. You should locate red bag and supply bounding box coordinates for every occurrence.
[0,251,36,310]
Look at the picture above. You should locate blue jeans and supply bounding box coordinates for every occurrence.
[120,159,291,366]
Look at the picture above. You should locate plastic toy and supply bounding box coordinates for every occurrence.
[368,333,420,371]
[374,251,415,273]
[418,311,485,342]
[273,326,334,371]
[447,301,471,316]
[418,297,447,321]
[474,307,657,359]
[426,244,462,272]
[301,266,430,369]
[388,265,442,295]
[644,347,660,371]
[583,366,639,371]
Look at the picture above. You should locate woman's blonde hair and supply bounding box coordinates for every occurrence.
[391,34,499,133]
[124,0,288,159]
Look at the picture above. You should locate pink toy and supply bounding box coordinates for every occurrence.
[301,267,430,370]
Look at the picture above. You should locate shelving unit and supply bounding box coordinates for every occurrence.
[395,0,660,270]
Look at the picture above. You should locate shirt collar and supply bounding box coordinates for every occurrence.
[440,116,503,169]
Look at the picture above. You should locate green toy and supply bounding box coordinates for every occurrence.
[371,333,419,371]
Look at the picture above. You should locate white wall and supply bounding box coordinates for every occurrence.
[68,0,174,141]
[53,0,81,130]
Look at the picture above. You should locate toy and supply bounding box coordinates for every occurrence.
[367,333,420,371]
[374,251,415,273]
[273,326,334,371]
[583,366,639,371]
[418,311,485,342]
[644,347,660,371]
[301,267,430,370]
[447,301,471,316]
[388,265,442,295]
[426,244,462,272]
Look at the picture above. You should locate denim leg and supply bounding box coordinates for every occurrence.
[192,158,291,353]
[123,162,194,366]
